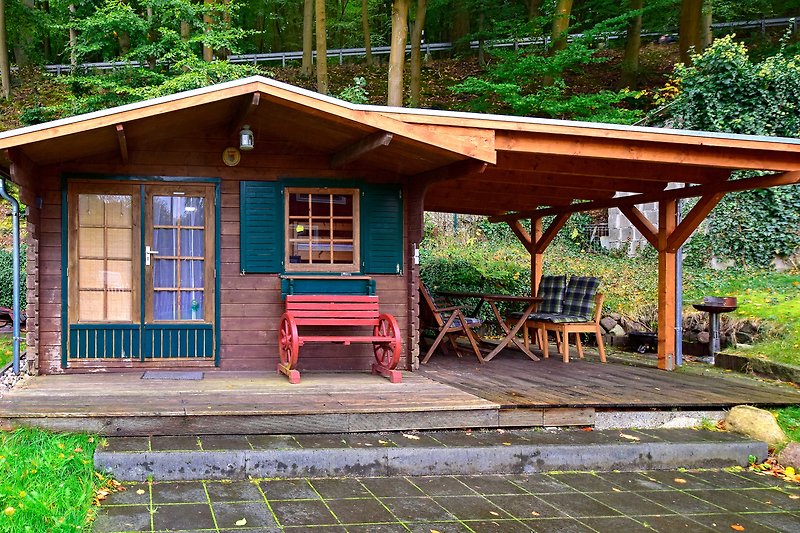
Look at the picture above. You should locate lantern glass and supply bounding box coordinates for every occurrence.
[239,125,255,151]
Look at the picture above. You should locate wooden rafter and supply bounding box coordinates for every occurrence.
[489,171,800,223]
[227,92,261,138]
[618,205,658,249]
[115,124,129,164]
[428,182,615,202]
[331,132,393,168]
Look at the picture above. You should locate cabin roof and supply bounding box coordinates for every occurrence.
[1,75,799,216]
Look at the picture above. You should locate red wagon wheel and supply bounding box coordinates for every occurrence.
[278,315,299,370]
[373,314,401,370]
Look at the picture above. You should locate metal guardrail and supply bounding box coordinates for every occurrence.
[41,16,798,75]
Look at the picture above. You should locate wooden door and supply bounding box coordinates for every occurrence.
[143,185,215,359]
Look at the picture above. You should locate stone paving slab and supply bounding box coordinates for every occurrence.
[91,469,800,533]
[96,429,768,482]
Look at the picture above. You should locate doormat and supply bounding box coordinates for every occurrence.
[142,371,204,381]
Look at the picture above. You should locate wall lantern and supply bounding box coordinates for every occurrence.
[239,124,255,151]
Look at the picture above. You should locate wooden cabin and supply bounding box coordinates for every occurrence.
[0,76,798,377]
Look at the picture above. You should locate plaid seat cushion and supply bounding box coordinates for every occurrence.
[537,275,567,314]
[542,314,593,324]
[561,276,600,319]
[452,317,482,328]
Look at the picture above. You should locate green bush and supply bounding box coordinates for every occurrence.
[0,246,27,310]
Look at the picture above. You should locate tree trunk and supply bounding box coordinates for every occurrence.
[315,0,328,94]
[700,1,713,50]
[146,6,157,68]
[409,0,427,107]
[361,0,372,65]
[203,0,214,61]
[679,0,702,64]
[477,10,485,67]
[69,3,77,67]
[301,0,313,75]
[621,0,643,89]
[525,0,542,20]
[42,0,51,62]
[218,0,231,60]
[0,0,10,99]
[550,0,573,53]
[12,0,33,66]
[388,0,410,106]
[451,1,469,55]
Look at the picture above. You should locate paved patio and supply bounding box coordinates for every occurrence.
[92,468,800,532]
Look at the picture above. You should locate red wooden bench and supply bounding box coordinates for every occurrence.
[278,294,403,384]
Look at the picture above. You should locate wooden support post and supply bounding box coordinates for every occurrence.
[657,199,677,371]
[407,182,426,371]
[531,217,543,296]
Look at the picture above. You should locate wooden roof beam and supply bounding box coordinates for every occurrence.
[497,152,730,183]
[227,92,261,138]
[115,124,129,164]
[414,159,488,188]
[475,170,668,193]
[331,132,393,168]
[428,182,615,202]
[489,170,800,223]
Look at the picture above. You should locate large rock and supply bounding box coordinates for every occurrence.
[600,317,617,332]
[778,442,800,468]
[697,331,710,344]
[725,405,788,447]
[609,325,626,337]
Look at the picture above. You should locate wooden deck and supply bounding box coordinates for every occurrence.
[2,353,799,436]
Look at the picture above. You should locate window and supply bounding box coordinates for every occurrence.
[75,193,135,322]
[285,188,359,272]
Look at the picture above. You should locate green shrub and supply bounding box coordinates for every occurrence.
[0,246,27,310]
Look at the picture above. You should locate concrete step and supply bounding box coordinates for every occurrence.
[95,428,767,482]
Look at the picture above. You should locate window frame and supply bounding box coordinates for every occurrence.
[283,187,360,273]
[67,182,141,325]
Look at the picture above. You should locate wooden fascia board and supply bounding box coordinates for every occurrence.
[618,205,659,249]
[331,132,394,168]
[383,111,800,154]
[495,131,800,172]
[489,170,800,223]
[0,81,263,150]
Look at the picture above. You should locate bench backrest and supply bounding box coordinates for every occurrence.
[285,294,381,327]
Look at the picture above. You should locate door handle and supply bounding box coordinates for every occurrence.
[145,245,159,266]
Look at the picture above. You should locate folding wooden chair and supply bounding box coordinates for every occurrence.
[419,282,484,364]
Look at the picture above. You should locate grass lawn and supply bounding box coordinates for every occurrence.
[0,334,25,369]
[776,406,800,443]
[0,428,114,532]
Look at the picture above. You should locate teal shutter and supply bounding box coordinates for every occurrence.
[361,183,404,274]
[240,181,284,273]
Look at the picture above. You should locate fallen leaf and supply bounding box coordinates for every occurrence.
[502,442,512,446]
[785,466,796,477]
[136,489,146,495]
[531,511,540,516]
[674,478,688,484]
[235,518,247,526]
[431,530,442,533]
[730,524,745,531]
[403,434,421,440]
[489,511,499,516]
[619,433,641,442]
[789,495,800,500]
[378,440,389,445]
[612,488,622,492]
